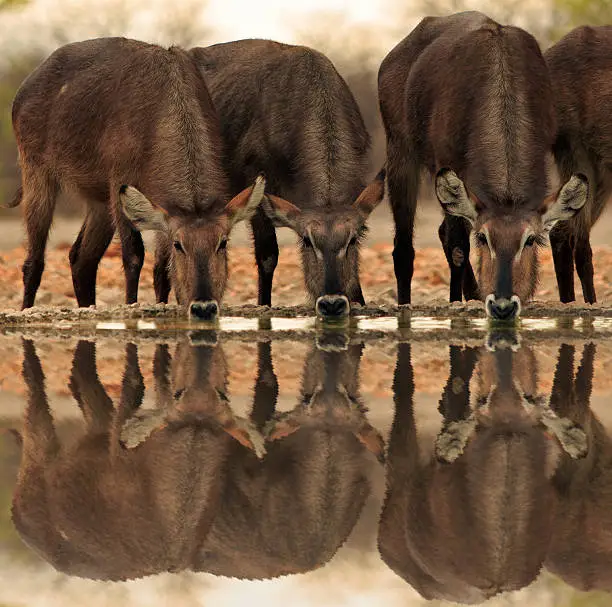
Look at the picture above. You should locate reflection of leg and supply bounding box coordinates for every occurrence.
[574,343,595,411]
[251,341,278,430]
[21,338,59,459]
[438,345,478,421]
[69,206,114,307]
[550,225,575,303]
[435,344,479,463]
[69,340,114,433]
[119,343,145,421]
[549,344,575,417]
[153,343,173,409]
[251,207,278,306]
[388,343,417,467]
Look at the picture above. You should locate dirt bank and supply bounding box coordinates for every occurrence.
[1,241,612,313]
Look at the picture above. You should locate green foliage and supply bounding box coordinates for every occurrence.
[551,0,612,41]
[0,53,44,213]
[0,0,28,10]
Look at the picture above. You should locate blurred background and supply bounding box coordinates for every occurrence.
[0,0,609,217]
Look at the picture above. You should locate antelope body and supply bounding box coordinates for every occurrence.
[190,39,385,318]
[545,26,612,304]
[378,341,587,603]
[11,37,265,319]
[378,12,588,319]
[11,337,258,580]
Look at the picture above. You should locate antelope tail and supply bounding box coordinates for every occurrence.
[4,184,23,208]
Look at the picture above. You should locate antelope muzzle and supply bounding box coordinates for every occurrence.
[315,295,350,319]
[189,300,219,322]
[485,295,521,321]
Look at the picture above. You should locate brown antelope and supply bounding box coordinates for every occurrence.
[378,12,588,319]
[195,337,385,579]
[545,26,612,304]
[545,343,612,592]
[11,337,259,581]
[189,40,385,318]
[378,339,588,602]
[10,37,265,320]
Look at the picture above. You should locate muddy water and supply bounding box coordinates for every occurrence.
[1,318,612,606]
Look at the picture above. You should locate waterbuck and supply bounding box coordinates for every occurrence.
[545,343,612,592]
[11,337,260,580]
[195,337,384,578]
[378,12,588,319]
[190,39,385,318]
[10,37,265,320]
[378,340,587,602]
[545,26,612,304]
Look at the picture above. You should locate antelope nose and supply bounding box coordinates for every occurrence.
[487,297,519,321]
[189,300,219,321]
[316,295,349,318]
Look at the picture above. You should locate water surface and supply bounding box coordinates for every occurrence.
[1,318,611,606]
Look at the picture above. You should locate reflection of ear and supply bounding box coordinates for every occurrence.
[225,174,267,227]
[119,185,169,232]
[435,168,478,225]
[261,194,302,230]
[223,419,256,451]
[542,173,588,232]
[353,168,386,218]
[434,416,478,464]
[267,417,300,441]
[356,423,386,463]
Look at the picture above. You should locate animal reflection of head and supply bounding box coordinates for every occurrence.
[543,343,612,593]
[196,337,385,579]
[378,339,589,604]
[11,336,254,581]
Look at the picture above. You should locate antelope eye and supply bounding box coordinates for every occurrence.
[348,235,358,246]
[218,238,228,252]
[475,232,488,246]
[302,235,313,248]
[173,240,184,253]
[524,234,536,247]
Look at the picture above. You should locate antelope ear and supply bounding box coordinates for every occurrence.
[225,174,267,227]
[223,419,256,452]
[542,174,588,232]
[120,185,169,232]
[261,194,302,230]
[266,418,300,442]
[353,168,386,218]
[435,168,478,225]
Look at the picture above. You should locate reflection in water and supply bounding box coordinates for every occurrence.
[6,329,612,602]
[197,332,384,579]
[10,331,383,582]
[12,336,252,581]
[378,337,599,604]
[545,343,612,592]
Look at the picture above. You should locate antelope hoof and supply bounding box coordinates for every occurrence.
[485,294,521,321]
[316,294,349,318]
[189,300,219,321]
